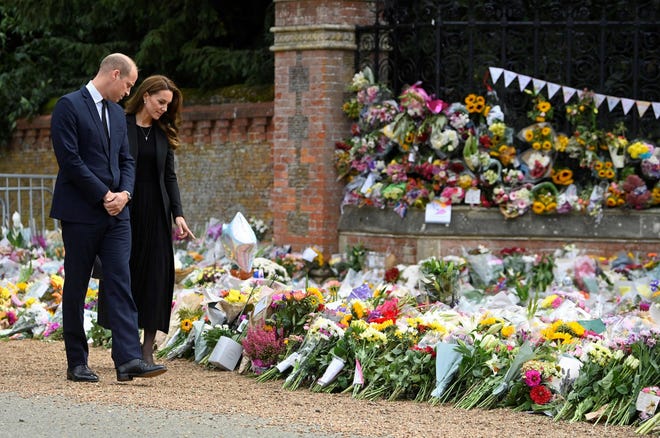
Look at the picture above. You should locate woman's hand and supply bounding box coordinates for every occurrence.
[174,216,196,240]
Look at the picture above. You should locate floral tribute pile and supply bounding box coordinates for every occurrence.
[1,214,659,434]
[335,68,660,219]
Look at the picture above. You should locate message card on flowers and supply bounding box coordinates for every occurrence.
[425,200,451,224]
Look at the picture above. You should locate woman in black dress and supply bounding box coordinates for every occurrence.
[123,75,195,364]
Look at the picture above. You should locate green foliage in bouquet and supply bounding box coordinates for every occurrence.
[419,257,460,305]
[266,288,324,338]
[382,343,436,402]
[202,324,238,350]
[88,320,112,349]
[330,244,368,279]
[555,335,660,426]
[529,253,555,293]
[435,338,494,404]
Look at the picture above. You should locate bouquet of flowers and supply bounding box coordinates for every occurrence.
[498,184,533,219]
[267,287,325,337]
[345,319,391,398]
[282,315,345,390]
[504,357,561,413]
[555,333,659,426]
[531,182,559,215]
[628,140,654,161]
[520,150,553,180]
[241,321,286,373]
[519,122,556,153]
[156,306,205,360]
[622,174,652,209]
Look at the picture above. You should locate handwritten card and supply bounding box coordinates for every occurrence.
[425,200,451,224]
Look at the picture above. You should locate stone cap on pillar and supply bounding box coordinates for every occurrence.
[270,24,357,51]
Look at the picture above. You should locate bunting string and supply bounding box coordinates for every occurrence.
[488,67,660,119]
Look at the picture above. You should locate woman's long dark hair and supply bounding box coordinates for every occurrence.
[125,75,182,149]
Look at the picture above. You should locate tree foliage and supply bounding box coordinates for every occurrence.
[0,0,274,147]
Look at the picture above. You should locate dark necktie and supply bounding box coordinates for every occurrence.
[101,99,110,143]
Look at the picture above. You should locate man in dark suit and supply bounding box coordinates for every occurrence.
[50,53,167,382]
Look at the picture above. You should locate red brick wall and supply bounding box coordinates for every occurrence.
[3,102,274,235]
[274,0,375,26]
[271,0,375,256]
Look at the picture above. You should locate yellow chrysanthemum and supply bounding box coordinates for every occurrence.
[427,321,446,334]
[405,317,423,329]
[371,319,394,331]
[501,325,515,338]
[50,274,64,291]
[351,301,366,320]
[340,313,353,326]
[556,134,569,152]
[479,316,498,327]
[86,287,97,300]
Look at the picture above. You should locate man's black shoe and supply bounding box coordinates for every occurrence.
[67,365,99,382]
[116,358,167,382]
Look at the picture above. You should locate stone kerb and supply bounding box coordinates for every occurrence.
[338,205,660,264]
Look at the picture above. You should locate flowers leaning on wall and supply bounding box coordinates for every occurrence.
[334,68,660,219]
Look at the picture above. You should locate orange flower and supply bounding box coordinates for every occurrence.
[292,290,306,301]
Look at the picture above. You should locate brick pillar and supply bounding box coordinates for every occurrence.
[271,0,375,256]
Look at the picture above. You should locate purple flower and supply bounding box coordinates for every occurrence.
[206,223,223,241]
[640,301,650,312]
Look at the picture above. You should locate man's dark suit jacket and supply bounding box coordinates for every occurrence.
[50,86,135,223]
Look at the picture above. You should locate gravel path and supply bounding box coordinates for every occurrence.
[0,340,638,438]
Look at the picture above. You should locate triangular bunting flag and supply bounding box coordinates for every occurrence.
[577,89,586,100]
[503,70,517,87]
[620,98,635,115]
[517,74,531,92]
[489,67,504,84]
[594,93,606,108]
[636,101,650,118]
[546,82,561,99]
[653,102,660,119]
[607,96,620,111]
[562,86,577,103]
[532,78,546,94]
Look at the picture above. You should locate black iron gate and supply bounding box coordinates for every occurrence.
[356,0,660,140]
